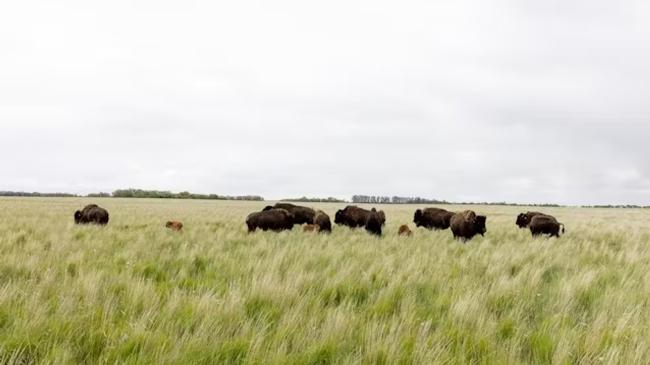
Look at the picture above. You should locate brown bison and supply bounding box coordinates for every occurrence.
[74,204,109,225]
[365,208,384,236]
[264,203,315,225]
[414,208,455,230]
[313,210,332,233]
[398,224,412,236]
[246,208,294,232]
[515,211,547,228]
[303,224,319,232]
[529,215,565,237]
[165,221,183,231]
[335,205,386,229]
[450,210,487,241]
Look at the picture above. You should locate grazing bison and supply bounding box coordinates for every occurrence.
[450,210,487,241]
[246,208,294,232]
[335,205,386,228]
[165,221,183,231]
[264,203,316,225]
[74,204,109,225]
[414,208,455,230]
[398,224,412,236]
[313,210,332,233]
[515,211,547,228]
[365,208,383,236]
[529,215,565,237]
[303,224,319,232]
[335,206,368,228]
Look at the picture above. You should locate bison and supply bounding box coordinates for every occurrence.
[365,208,383,236]
[313,210,332,233]
[74,204,109,225]
[515,211,547,228]
[303,224,319,232]
[165,221,183,231]
[414,208,455,230]
[264,203,315,225]
[335,205,386,229]
[398,224,412,236]
[529,215,565,238]
[246,208,294,232]
[450,210,486,241]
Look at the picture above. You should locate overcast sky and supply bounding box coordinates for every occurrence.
[2,0,650,205]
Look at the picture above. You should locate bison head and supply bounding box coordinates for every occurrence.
[74,210,83,224]
[476,215,487,236]
[515,213,529,228]
[413,209,423,225]
[334,210,344,224]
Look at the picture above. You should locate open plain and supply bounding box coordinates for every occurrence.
[0,197,649,364]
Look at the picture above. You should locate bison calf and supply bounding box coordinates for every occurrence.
[303,224,320,232]
[398,224,412,236]
[165,221,183,231]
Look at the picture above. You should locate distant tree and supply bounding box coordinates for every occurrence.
[283,196,346,203]
[87,192,111,198]
[109,189,263,201]
[0,191,77,197]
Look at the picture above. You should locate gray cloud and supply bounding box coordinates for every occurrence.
[1,0,650,205]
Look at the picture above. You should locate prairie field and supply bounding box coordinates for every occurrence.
[0,197,649,364]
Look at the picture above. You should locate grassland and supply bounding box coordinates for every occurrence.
[0,197,649,364]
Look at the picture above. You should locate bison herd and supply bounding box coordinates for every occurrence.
[244,203,564,241]
[73,203,566,241]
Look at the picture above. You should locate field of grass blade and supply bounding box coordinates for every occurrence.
[0,197,649,364]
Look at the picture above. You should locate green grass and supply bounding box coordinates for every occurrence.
[0,197,649,364]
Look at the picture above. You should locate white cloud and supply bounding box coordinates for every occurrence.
[1,0,650,205]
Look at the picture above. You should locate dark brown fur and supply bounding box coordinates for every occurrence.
[313,210,332,233]
[335,205,385,229]
[246,208,294,232]
[265,203,316,225]
[516,211,547,228]
[365,208,383,236]
[414,208,455,230]
[450,210,487,241]
[74,204,109,225]
[335,206,370,228]
[529,215,565,238]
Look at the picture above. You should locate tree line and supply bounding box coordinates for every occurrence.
[352,195,564,207]
[111,189,264,201]
[0,191,77,197]
[352,195,451,204]
[0,189,263,201]
[2,190,648,208]
[282,196,346,203]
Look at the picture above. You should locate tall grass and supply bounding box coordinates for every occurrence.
[0,197,649,364]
